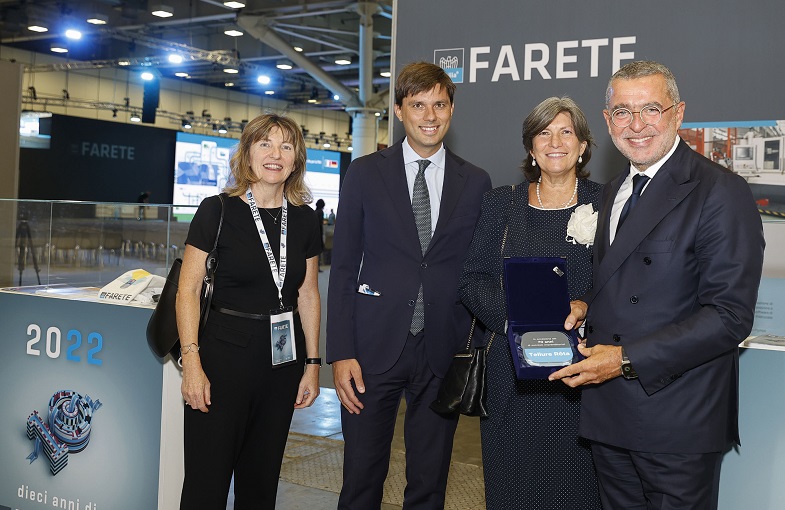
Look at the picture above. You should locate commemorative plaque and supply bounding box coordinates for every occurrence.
[503,257,584,379]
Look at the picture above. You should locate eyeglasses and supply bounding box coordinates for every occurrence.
[609,103,678,128]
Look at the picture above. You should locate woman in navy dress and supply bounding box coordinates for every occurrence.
[459,97,603,509]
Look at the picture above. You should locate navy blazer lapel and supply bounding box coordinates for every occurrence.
[592,141,699,298]
[428,147,467,255]
[377,141,422,251]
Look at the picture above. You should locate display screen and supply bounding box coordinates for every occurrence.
[173,132,341,220]
[19,111,52,149]
[734,145,754,160]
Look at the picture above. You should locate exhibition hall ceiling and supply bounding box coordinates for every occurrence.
[0,0,393,109]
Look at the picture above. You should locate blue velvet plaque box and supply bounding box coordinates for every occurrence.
[503,256,584,379]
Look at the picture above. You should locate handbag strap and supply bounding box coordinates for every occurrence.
[485,184,516,352]
[199,193,225,329]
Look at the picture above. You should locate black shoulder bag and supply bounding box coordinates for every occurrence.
[146,194,225,359]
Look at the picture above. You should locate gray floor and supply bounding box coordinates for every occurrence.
[230,266,485,509]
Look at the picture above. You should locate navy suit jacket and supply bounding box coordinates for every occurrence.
[326,140,491,377]
[579,139,765,453]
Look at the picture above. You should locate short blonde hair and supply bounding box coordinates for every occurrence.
[224,113,312,206]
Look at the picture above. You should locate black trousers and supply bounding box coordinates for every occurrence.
[180,314,305,510]
[338,331,459,510]
[591,441,723,510]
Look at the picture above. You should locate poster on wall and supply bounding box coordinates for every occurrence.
[0,293,162,510]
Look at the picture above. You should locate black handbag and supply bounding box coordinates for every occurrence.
[429,185,515,418]
[146,194,224,359]
[430,319,491,418]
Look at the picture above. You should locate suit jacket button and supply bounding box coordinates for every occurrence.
[587,325,594,334]
[643,257,652,265]
[613,334,621,342]
[630,296,639,304]
[421,262,427,269]
[408,300,415,306]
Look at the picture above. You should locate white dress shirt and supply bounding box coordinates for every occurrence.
[402,137,446,234]
[609,137,681,244]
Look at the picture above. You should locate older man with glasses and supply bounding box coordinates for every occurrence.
[549,60,765,510]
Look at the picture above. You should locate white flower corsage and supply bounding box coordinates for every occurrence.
[566,203,598,247]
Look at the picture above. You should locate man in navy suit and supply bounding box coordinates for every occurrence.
[550,61,765,509]
[326,61,491,509]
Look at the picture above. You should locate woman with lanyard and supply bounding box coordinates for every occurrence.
[177,113,322,509]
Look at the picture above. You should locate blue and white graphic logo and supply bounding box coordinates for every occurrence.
[434,48,464,84]
[26,390,103,475]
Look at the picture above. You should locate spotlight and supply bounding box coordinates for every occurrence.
[334,55,352,65]
[65,29,82,40]
[28,22,48,33]
[323,142,331,148]
[182,118,192,129]
[224,29,243,37]
[130,113,141,122]
[223,1,246,8]
[62,89,70,100]
[202,110,211,118]
[168,54,183,64]
[50,43,68,53]
[86,13,108,25]
[380,68,391,78]
[333,94,340,101]
[112,109,118,118]
[141,71,155,81]
[28,86,37,100]
[225,82,235,87]
[218,125,228,134]
[223,68,239,74]
[264,90,275,95]
[276,59,293,70]
[293,46,303,52]
[151,5,174,18]
[257,75,271,85]
[118,59,131,66]
[175,72,189,78]
[212,123,218,132]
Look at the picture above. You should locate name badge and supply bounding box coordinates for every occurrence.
[270,306,297,367]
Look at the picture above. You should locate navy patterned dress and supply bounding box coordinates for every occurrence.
[459,179,602,510]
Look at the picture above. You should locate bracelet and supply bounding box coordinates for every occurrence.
[305,357,322,366]
[180,343,200,356]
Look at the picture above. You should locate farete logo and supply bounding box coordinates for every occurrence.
[434,48,464,83]
[434,36,636,84]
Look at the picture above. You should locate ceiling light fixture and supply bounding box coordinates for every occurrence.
[257,75,271,85]
[264,90,275,95]
[334,55,352,65]
[276,59,293,70]
[323,142,331,148]
[28,23,48,33]
[168,54,183,64]
[65,29,82,40]
[293,46,303,52]
[175,72,189,78]
[223,68,239,74]
[151,5,174,18]
[224,82,235,87]
[86,13,108,25]
[333,94,340,101]
[224,29,243,37]
[380,68,391,78]
[118,59,131,66]
[130,113,141,122]
[141,71,155,81]
[50,44,68,53]
[223,1,246,8]
[182,118,192,129]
